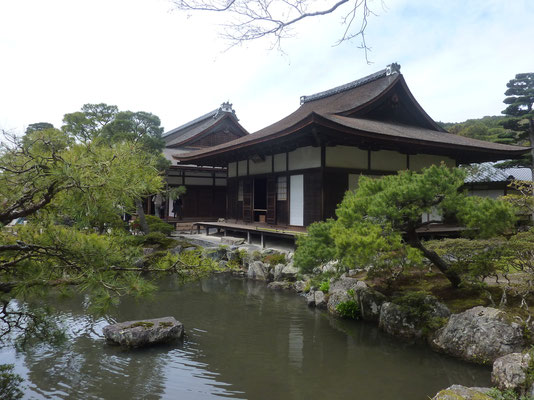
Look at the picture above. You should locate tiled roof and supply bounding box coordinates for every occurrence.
[465,162,532,183]
[173,65,529,163]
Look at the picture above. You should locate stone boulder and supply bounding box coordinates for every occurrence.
[314,290,327,309]
[379,296,450,339]
[492,352,534,394]
[329,276,364,293]
[431,306,525,364]
[431,385,492,400]
[306,290,316,307]
[204,247,228,262]
[327,290,353,317]
[247,261,268,281]
[272,264,285,281]
[355,287,387,322]
[280,263,298,281]
[103,317,183,348]
[294,280,307,293]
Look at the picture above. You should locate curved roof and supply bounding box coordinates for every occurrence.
[174,66,529,164]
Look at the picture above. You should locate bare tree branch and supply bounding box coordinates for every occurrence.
[172,0,376,59]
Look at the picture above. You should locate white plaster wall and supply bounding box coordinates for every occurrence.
[249,155,272,175]
[184,177,212,186]
[326,146,368,169]
[371,150,406,171]
[215,178,226,186]
[274,153,287,172]
[237,160,248,176]
[290,174,304,226]
[288,146,321,171]
[410,154,455,171]
[228,162,237,177]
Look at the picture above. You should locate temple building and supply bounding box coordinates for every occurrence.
[172,64,529,234]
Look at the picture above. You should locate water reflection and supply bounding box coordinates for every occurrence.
[0,275,490,400]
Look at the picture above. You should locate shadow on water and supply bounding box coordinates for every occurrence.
[1,274,490,400]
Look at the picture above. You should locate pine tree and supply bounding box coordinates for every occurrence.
[498,73,534,170]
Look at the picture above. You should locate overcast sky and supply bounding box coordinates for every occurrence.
[1,0,533,136]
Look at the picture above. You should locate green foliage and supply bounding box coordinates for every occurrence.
[153,249,221,281]
[263,252,287,267]
[488,388,534,400]
[168,186,187,201]
[145,215,173,235]
[294,219,336,273]
[319,279,330,293]
[0,364,23,400]
[294,165,517,287]
[441,116,515,144]
[335,289,360,319]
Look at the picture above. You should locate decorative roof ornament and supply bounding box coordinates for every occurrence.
[214,101,235,119]
[386,63,401,76]
[300,63,401,105]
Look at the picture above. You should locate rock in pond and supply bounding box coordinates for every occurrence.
[492,352,534,394]
[247,261,268,281]
[431,306,524,364]
[431,385,492,400]
[103,317,184,348]
[267,281,293,290]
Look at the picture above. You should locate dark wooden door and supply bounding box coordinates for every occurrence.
[266,177,276,225]
[243,179,252,222]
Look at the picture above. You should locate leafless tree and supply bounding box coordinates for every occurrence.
[173,0,379,60]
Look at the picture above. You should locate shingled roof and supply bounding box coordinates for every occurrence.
[163,102,248,148]
[173,64,529,164]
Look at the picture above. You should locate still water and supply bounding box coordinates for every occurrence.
[1,275,490,400]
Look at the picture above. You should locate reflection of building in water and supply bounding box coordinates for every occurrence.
[288,320,304,369]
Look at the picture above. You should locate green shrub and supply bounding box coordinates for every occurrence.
[263,253,287,266]
[0,364,23,400]
[319,279,330,293]
[488,388,534,400]
[294,219,337,274]
[145,215,173,235]
[335,289,360,319]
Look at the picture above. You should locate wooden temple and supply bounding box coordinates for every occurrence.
[172,64,529,235]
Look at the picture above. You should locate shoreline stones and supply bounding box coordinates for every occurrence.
[492,352,534,395]
[431,385,492,400]
[430,306,524,365]
[103,317,184,348]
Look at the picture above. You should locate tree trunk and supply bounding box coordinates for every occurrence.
[406,230,461,288]
[135,198,150,234]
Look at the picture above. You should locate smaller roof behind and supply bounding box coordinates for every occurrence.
[464,162,533,183]
[163,102,248,148]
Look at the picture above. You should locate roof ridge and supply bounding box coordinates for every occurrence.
[163,108,219,138]
[300,63,401,105]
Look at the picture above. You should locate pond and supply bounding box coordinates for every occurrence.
[1,275,491,399]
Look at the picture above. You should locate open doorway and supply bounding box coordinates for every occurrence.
[253,178,267,222]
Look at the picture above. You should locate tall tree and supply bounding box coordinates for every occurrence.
[498,73,534,171]
[62,104,169,233]
[294,165,517,288]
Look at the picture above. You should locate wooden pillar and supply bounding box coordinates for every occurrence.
[247,231,251,244]
[260,233,265,248]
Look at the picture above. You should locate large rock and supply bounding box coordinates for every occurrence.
[280,263,298,281]
[327,290,353,317]
[247,261,268,281]
[314,290,327,309]
[273,264,285,281]
[329,276,364,293]
[431,306,524,364]
[204,247,228,262]
[431,385,492,400]
[355,287,387,322]
[379,296,450,339]
[294,280,307,293]
[492,352,534,394]
[306,290,316,307]
[103,317,183,348]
